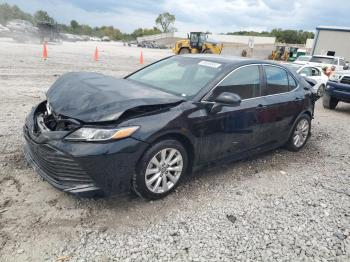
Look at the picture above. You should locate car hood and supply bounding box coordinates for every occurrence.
[46,72,183,123]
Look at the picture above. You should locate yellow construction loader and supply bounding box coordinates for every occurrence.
[172,32,223,55]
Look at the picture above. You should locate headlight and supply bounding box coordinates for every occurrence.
[65,126,139,141]
[329,74,340,82]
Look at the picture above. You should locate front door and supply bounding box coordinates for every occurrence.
[193,64,265,163]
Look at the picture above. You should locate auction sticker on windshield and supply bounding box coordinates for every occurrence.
[198,61,221,68]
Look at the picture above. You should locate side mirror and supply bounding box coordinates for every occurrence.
[210,92,241,114]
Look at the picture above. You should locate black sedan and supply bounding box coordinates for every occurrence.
[24,55,314,199]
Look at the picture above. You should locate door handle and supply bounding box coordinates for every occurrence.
[256,104,266,109]
[295,97,302,101]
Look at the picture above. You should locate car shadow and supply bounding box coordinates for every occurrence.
[39,132,324,233]
[333,103,350,115]
[87,135,324,209]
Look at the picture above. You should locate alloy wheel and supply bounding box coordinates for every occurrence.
[293,119,309,148]
[145,148,183,194]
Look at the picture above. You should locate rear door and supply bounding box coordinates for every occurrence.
[258,65,304,146]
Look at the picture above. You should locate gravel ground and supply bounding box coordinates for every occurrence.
[0,39,349,262]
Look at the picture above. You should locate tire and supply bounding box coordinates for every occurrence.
[132,139,188,200]
[203,49,212,54]
[286,114,311,151]
[179,48,190,55]
[317,84,325,97]
[323,94,338,109]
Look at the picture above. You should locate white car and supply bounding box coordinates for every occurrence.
[294,55,311,65]
[90,36,102,41]
[308,55,348,72]
[298,65,328,96]
[286,64,328,96]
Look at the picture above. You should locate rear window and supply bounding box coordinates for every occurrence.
[264,66,289,95]
[310,56,335,64]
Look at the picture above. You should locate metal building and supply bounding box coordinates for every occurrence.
[312,26,350,61]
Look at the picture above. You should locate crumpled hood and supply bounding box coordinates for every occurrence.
[46,72,183,123]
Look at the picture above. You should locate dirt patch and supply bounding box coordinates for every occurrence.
[2,151,28,170]
[0,176,21,193]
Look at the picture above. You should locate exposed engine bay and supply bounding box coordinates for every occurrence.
[34,100,181,133]
[34,101,82,132]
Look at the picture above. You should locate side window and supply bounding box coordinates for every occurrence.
[300,67,311,76]
[212,65,261,100]
[288,74,297,90]
[265,66,289,95]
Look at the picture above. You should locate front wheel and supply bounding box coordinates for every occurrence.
[179,48,190,55]
[286,115,311,151]
[323,94,338,109]
[133,139,188,200]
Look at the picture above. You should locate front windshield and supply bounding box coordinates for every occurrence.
[128,57,224,98]
[310,56,335,64]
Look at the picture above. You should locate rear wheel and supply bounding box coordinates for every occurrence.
[179,48,190,55]
[323,95,338,109]
[203,49,212,54]
[133,139,188,200]
[286,114,311,151]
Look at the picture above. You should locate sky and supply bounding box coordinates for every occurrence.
[2,0,350,33]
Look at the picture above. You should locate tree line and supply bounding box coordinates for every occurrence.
[0,3,314,44]
[0,3,170,41]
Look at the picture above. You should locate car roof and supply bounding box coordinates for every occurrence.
[179,54,282,67]
[312,55,344,59]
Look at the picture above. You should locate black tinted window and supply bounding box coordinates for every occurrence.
[265,66,289,95]
[212,65,261,100]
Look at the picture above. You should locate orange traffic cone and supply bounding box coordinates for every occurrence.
[140,50,144,64]
[43,42,48,60]
[94,46,99,61]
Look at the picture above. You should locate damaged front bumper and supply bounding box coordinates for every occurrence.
[23,103,149,197]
